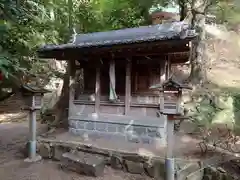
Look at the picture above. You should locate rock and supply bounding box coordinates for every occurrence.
[143,162,154,178]
[209,167,218,180]
[217,167,226,173]
[110,155,124,170]
[61,151,105,177]
[176,162,203,180]
[52,146,67,161]
[124,160,144,174]
[204,167,220,180]
[202,174,211,180]
[153,160,165,180]
[38,143,52,159]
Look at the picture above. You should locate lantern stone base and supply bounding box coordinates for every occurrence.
[24,154,42,163]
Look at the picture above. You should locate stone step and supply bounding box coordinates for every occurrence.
[37,131,229,180]
[61,151,106,177]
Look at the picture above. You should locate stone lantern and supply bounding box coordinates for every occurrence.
[20,84,50,162]
[150,78,192,180]
[151,78,191,115]
[161,78,191,116]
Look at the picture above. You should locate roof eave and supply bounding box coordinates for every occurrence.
[37,35,197,60]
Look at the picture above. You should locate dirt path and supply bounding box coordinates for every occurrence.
[0,122,152,180]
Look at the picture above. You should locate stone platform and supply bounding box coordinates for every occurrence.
[36,129,228,180]
[35,128,238,180]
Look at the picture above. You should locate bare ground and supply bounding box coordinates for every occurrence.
[0,122,152,180]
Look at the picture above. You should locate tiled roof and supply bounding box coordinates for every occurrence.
[38,21,196,53]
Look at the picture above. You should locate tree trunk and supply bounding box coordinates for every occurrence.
[189,1,207,84]
[51,62,70,128]
[179,0,188,21]
[51,0,74,128]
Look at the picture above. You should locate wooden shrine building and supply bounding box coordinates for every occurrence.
[38,22,196,145]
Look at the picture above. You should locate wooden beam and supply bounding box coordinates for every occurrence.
[67,47,189,60]
[72,38,191,54]
[95,66,101,114]
[45,39,192,60]
[125,59,131,115]
[73,53,189,67]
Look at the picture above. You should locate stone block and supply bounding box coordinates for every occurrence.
[111,133,126,142]
[95,122,107,132]
[202,174,211,180]
[147,127,162,138]
[76,129,85,136]
[53,146,68,161]
[107,123,117,133]
[126,133,140,143]
[143,163,154,178]
[87,131,103,140]
[110,155,124,170]
[176,161,203,180]
[85,122,95,130]
[62,151,105,177]
[208,167,218,180]
[117,124,127,134]
[69,120,77,128]
[133,125,147,136]
[69,128,77,135]
[38,143,52,159]
[76,121,85,129]
[141,136,153,144]
[152,160,165,179]
[124,160,144,174]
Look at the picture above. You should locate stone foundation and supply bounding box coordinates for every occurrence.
[68,114,166,145]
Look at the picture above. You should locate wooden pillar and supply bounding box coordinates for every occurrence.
[166,55,171,79]
[68,60,76,117]
[125,59,131,115]
[74,60,81,100]
[109,59,117,101]
[160,60,167,83]
[95,65,100,114]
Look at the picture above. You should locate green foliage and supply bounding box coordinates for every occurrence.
[1,0,239,100]
[188,99,221,127]
[0,0,164,96]
[232,94,240,133]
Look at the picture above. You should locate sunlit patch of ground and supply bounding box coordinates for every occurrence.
[0,112,27,123]
[208,64,240,90]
